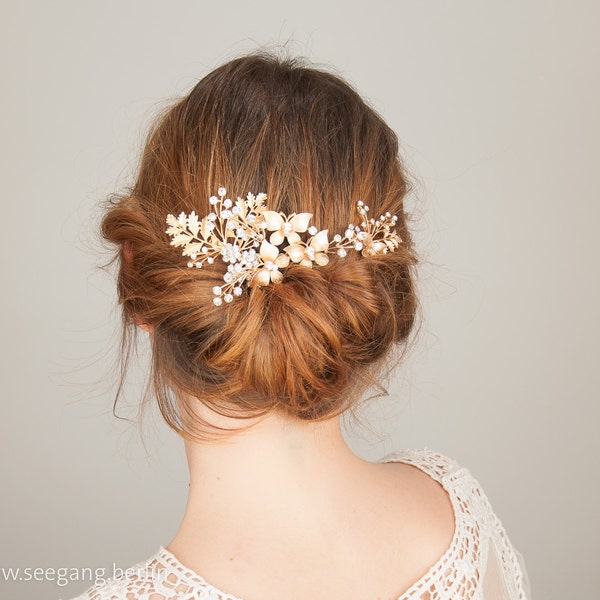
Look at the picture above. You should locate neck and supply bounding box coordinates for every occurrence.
[167,409,371,550]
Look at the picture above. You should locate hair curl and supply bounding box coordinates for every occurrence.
[102,52,421,441]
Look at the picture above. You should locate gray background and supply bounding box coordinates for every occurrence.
[1,1,598,598]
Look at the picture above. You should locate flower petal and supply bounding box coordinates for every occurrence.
[270,270,284,284]
[300,258,313,268]
[275,253,290,268]
[310,229,329,252]
[269,230,284,246]
[263,210,284,231]
[252,269,271,287]
[314,252,329,266]
[290,212,312,233]
[260,240,279,262]
[286,231,301,245]
[285,244,306,263]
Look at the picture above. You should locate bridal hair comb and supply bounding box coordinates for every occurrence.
[165,188,402,306]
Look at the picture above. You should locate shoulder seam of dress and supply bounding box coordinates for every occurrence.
[379,446,463,482]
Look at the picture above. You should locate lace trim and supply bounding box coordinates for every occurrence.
[79,546,243,600]
[69,447,528,600]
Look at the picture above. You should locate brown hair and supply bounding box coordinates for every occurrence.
[102,52,421,441]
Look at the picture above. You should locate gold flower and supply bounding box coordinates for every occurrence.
[250,240,291,286]
[285,230,330,267]
[263,211,312,246]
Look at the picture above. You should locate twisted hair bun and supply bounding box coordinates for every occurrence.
[102,52,420,440]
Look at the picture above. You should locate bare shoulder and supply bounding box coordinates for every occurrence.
[374,454,456,566]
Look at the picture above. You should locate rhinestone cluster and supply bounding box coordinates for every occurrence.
[165,188,402,306]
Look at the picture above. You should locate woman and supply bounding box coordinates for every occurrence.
[70,53,530,600]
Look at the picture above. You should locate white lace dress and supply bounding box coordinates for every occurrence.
[68,448,531,600]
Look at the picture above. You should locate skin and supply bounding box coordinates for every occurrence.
[165,407,456,600]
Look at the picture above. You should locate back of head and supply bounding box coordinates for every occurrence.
[102,52,420,440]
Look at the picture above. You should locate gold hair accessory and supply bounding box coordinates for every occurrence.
[165,188,401,306]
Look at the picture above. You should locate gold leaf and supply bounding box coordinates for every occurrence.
[170,233,192,247]
[188,212,200,236]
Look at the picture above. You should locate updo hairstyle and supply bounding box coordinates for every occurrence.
[102,53,420,441]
